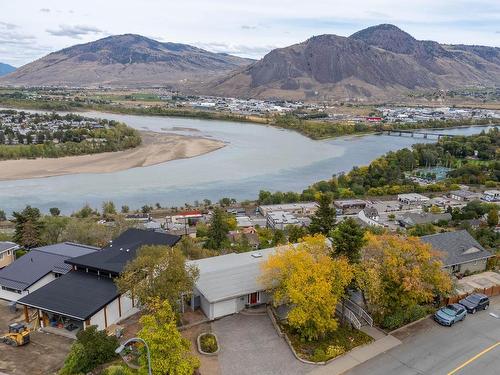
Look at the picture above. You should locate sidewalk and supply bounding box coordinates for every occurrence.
[308,334,402,375]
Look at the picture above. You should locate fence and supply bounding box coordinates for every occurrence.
[444,285,500,305]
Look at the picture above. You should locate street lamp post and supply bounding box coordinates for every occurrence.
[115,337,152,375]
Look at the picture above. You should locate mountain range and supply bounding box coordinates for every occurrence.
[0,25,499,101]
[206,24,500,101]
[0,34,252,88]
[0,63,16,77]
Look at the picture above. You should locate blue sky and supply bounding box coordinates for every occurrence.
[1,0,499,66]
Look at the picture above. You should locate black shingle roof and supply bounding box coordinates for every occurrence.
[65,229,181,274]
[0,243,98,291]
[421,230,494,267]
[17,271,119,320]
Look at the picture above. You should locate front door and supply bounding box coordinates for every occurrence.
[249,292,258,305]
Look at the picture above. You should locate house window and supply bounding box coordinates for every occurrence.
[451,264,461,273]
[1,286,21,294]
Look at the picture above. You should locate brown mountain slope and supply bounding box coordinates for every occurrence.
[0,34,253,88]
[205,24,500,101]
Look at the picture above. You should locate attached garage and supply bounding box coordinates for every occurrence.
[189,248,275,320]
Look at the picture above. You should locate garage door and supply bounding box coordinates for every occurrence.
[213,299,237,319]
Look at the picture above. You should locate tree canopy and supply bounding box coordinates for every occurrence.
[260,235,353,341]
[356,233,452,326]
[138,299,200,375]
[309,194,336,235]
[116,245,199,309]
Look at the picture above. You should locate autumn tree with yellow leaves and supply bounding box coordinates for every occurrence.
[356,233,452,328]
[138,298,200,375]
[260,235,354,341]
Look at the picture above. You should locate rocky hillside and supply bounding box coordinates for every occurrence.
[205,24,500,101]
[0,63,16,77]
[0,34,252,88]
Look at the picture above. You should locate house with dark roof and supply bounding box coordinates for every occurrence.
[17,229,181,335]
[0,241,19,269]
[421,230,494,274]
[0,242,98,302]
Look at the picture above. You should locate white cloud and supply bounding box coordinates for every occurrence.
[0,0,498,66]
[46,24,103,39]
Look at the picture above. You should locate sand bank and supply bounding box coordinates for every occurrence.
[0,131,225,181]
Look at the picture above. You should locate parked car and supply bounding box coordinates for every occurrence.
[458,293,490,314]
[434,304,467,326]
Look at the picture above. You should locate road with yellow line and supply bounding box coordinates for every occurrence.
[347,296,500,375]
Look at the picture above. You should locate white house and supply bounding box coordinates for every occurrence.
[266,211,300,230]
[482,190,500,202]
[188,248,276,320]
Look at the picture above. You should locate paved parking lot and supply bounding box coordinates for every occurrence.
[347,296,500,375]
[213,313,314,375]
[0,301,72,375]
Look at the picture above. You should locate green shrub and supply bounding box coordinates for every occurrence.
[102,365,135,375]
[60,326,119,374]
[326,345,345,358]
[311,348,327,362]
[382,305,432,330]
[200,333,218,353]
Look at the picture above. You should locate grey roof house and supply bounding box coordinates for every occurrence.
[0,242,99,302]
[188,247,276,320]
[398,212,452,228]
[421,230,494,274]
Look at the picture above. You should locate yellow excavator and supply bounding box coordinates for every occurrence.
[1,323,31,347]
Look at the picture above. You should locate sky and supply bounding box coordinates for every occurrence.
[1,0,499,67]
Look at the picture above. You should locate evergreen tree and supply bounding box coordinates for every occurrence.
[49,207,61,216]
[487,208,498,227]
[12,205,43,249]
[205,207,230,250]
[330,218,366,264]
[309,194,336,235]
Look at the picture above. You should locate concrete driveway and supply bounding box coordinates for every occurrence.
[213,313,314,375]
[347,296,500,375]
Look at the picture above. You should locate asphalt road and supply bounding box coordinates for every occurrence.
[347,296,500,375]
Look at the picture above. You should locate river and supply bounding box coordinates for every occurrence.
[0,111,496,214]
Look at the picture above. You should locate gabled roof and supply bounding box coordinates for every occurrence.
[188,247,276,303]
[0,243,98,291]
[421,230,494,267]
[0,241,19,253]
[17,271,119,320]
[65,229,181,274]
[399,212,452,227]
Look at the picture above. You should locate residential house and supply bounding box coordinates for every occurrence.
[482,190,500,202]
[0,241,19,269]
[398,212,452,228]
[227,231,260,250]
[165,210,203,230]
[421,230,494,274]
[334,200,367,215]
[449,190,482,202]
[17,229,181,334]
[266,211,300,230]
[0,242,98,302]
[189,248,275,320]
[397,193,430,206]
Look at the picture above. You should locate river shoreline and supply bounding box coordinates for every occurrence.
[0,131,226,181]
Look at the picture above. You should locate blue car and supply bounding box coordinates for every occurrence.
[434,304,466,326]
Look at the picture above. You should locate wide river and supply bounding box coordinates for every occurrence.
[0,111,496,214]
